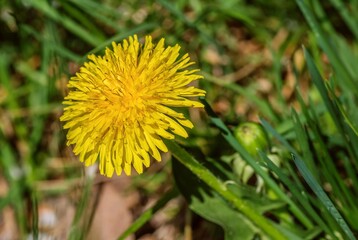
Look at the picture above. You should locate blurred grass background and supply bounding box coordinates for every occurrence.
[0,0,358,239]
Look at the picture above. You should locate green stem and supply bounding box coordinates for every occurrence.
[165,139,288,240]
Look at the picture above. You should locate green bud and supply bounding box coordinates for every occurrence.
[234,122,269,156]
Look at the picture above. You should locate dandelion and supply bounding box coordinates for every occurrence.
[60,35,206,177]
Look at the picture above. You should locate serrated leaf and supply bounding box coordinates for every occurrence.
[172,158,260,240]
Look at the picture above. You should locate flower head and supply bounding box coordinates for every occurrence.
[60,35,205,177]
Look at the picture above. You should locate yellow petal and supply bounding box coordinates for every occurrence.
[60,34,206,178]
[144,131,161,161]
[133,154,143,174]
[124,163,131,175]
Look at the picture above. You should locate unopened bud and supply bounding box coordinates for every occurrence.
[234,122,269,156]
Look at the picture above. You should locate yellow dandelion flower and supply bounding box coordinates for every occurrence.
[60,35,206,177]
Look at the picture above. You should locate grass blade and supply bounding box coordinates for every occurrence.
[27,0,103,46]
[328,0,358,40]
[304,48,358,164]
[202,72,279,122]
[261,119,355,239]
[117,188,179,240]
[258,151,332,237]
[295,0,356,94]
[68,177,94,240]
[291,154,356,240]
[200,97,313,229]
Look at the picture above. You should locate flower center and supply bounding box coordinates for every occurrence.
[119,89,148,124]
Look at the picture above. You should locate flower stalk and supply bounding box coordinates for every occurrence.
[165,139,287,240]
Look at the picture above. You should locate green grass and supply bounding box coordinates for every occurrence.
[1,0,358,239]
